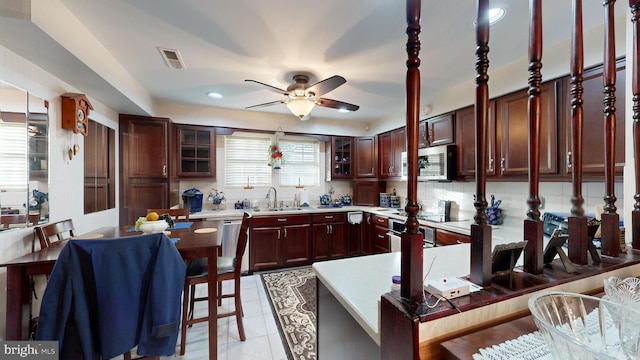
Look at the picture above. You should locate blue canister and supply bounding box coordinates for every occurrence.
[182,188,203,213]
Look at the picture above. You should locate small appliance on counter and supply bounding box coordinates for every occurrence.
[182,188,203,213]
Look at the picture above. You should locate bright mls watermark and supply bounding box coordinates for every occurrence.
[1,341,58,359]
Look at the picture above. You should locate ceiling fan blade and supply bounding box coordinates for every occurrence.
[245,100,285,109]
[306,75,346,97]
[244,79,288,95]
[315,98,359,112]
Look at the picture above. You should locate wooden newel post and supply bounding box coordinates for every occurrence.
[629,0,640,250]
[600,0,620,257]
[400,0,425,307]
[470,0,493,287]
[567,0,589,265]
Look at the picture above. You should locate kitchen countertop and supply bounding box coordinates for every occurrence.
[312,244,471,346]
[188,205,523,245]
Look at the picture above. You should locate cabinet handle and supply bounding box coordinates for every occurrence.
[278,218,287,222]
[326,225,330,234]
[330,224,333,234]
[388,166,392,173]
[284,228,287,238]
[566,151,572,169]
[371,167,374,174]
[429,128,434,143]
[162,165,167,176]
[377,234,385,239]
[367,216,371,224]
[500,158,505,173]
[488,158,494,172]
[277,229,281,239]
[325,215,334,219]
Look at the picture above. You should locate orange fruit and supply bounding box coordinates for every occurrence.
[146,211,159,221]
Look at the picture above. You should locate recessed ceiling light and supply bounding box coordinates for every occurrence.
[488,7,506,24]
[207,92,222,99]
[338,108,351,113]
[473,7,506,26]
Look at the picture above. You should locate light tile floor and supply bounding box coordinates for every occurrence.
[125,274,287,360]
[177,274,286,360]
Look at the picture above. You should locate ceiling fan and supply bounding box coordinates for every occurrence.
[244,74,359,120]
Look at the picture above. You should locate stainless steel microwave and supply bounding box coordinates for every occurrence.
[401,144,456,181]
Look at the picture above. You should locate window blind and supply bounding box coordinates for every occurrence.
[0,122,27,190]
[224,136,271,187]
[279,139,319,187]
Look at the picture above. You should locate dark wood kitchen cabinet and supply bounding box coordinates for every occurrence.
[378,127,406,179]
[331,136,353,179]
[173,124,215,178]
[425,112,455,147]
[352,180,386,206]
[456,104,497,178]
[312,213,347,260]
[561,59,625,179]
[249,214,312,272]
[495,80,558,177]
[354,136,377,178]
[372,215,390,254]
[119,114,171,225]
[436,228,470,246]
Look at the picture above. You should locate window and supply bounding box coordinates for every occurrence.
[225,135,271,187]
[279,139,320,187]
[0,121,27,190]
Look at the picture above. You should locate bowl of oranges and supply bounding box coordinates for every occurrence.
[136,211,169,234]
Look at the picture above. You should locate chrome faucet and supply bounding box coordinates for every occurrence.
[266,187,277,209]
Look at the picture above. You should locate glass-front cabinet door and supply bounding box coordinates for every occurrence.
[331,136,353,179]
[174,124,216,178]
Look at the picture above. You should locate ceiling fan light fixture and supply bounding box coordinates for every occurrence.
[286,99,315,119]
[206,92,222,99]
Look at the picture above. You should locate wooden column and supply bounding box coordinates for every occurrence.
[601,0,621,257]
[630,0,640,250]
[469,0,493,288]
[523,0,544,275]
[400,0,425,307]
[567,0,589,264]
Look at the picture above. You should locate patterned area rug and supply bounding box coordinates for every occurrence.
[261,267,316,360]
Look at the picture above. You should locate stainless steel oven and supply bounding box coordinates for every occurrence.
[388,218,436,249]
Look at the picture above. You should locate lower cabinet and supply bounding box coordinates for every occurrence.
[312,213,347,261]
[436,228,470,246]
[372,215,390,254]
[249,214,312,272]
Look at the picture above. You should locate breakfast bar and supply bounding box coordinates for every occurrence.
[313,243,640,359]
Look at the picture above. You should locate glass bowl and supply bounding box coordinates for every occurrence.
[604,277,640,307]
[528,291,640,360]
[138,220,169,234]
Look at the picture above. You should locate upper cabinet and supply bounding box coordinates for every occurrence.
[495,81,558,176]
[354,136,377,178]
[561,59,625,179]
[421,113,455,148]
[173,124,216,178]
[456,104,497,178]
[378,127,406,179]
[331,136,353,179]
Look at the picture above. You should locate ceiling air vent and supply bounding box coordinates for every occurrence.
[158,47,186,70]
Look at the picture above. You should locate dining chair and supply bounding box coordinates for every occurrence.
[179,212,250,355]
[146,208,190,222]
[1,214,28,229]
[34,218,75,250]
[35,233,186,359]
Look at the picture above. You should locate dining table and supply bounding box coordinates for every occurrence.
[0,220,221,360]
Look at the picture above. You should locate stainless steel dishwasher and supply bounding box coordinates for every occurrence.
[221,219,249,273]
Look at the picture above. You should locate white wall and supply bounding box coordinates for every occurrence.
[0,45,120,340]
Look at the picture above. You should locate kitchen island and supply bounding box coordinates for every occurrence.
[313,242,640,359]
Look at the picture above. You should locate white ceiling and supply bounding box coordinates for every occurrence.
[0,0,628,123]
